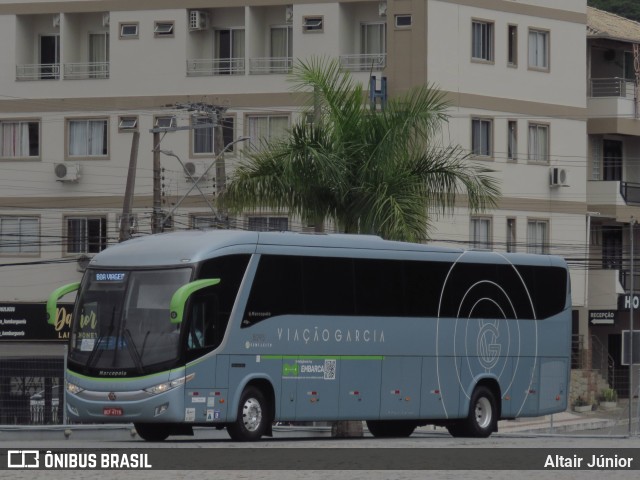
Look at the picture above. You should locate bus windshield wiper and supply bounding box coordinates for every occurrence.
[123,328,145,375]
[86,306,116,371]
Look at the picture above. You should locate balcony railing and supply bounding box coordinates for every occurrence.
[186,58,245,76]
[620,181,640,205]
[248,57,292,75]
[619,269,640,292]
[590,77,635,98]
[16,63,60,81]
[339,53,386,71]
[63,62,110,80]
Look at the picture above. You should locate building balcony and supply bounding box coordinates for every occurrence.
[248,57,292,75]
[588,78,637,120]
[63,62,109,80]
[339,53,386,72]
[16,64,60,81]
[186,58,245,76]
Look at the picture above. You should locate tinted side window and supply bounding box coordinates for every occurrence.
[242,255,303,327]
[515,265,567,319]
[354,258,404,316]
[403,260,451,317]
[302,257,355,316]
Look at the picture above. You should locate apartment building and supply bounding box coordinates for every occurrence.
[584,6,640,396]
[0,1,596,402]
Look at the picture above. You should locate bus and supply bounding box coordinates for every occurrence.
[47,230,571,441]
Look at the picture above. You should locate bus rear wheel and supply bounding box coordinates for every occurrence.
[447,386,497,438]
[366,420,417,438]
[134,423,170,442]
[227,386,270,441]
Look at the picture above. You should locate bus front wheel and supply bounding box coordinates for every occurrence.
[447,386,497,438]
[134,422,170,442]
[366,420,417,438]
[227,386,270,441]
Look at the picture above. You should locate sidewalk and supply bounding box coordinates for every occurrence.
[498,398,639,434]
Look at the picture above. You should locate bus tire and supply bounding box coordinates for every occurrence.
[227,386,269,441]
[366,420,417,438]
[448,386,497,438]
[134,422,170,442]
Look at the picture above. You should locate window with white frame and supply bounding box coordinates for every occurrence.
[0,120,40,158]
[528,123,549,163]
[66,216,107,254]
[528,29,549,70]
[527,219,548,254]
[591,136,602,180]
[154,21,175,37]
[471,118,492,157]
[247,114,289,150]
[507,120,517,161]
[215,28,245,74]
[248,216,289,232]
[68,119,108,157]
[395,15,412,28]
[470,217,491,249]
[302,16,323,33]
[0,216,39,254]
[472,20,494,62]
[154,116,176,129]
[118,116,138,132]
[361,22,386,56]
[120,23,139,39]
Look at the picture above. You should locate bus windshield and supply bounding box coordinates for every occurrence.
[68,268,192,374]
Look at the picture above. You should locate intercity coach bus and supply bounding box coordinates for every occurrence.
[47,230,571,441]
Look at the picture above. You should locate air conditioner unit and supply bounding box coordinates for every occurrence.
[285,5,293,24]
[184,161,210,181]
[102,13,110,28]
[549,167,567,187]
[189,10,209,31]
[54,163,80,182]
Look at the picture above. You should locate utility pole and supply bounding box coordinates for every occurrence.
[214,114,227,227]
[119,131,140,242]
[152,130,162,234]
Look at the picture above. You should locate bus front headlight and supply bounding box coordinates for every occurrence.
[66,382,84,395]
[144,373,195,395]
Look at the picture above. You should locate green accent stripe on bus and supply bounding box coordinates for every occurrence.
[66,368,178,382]
[262,355,384,360]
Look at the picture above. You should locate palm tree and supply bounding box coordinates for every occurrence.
[221,56,500,241]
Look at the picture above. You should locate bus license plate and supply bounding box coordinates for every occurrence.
[103,407,123,416]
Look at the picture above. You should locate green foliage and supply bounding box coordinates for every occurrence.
[601,388,618,402]
[221,57,500,242]
[589,0,640,22]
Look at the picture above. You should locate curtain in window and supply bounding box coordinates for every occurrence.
[70,120,106,156]
[1,122,32,157]
[233,30,245,60]
[472,119,490,156]
[193,116,213,154]
[528,125,548,162]
[248,116,269,150]
[527,221,547,254]
[471,218,490,249]
[361,23,385,55]
[528,31,547,68]
[89,33,109,78]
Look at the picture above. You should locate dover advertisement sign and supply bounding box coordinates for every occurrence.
[0,303,72,341]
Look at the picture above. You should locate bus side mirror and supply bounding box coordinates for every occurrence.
[46,282,80,325]
[169,279,220,325]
